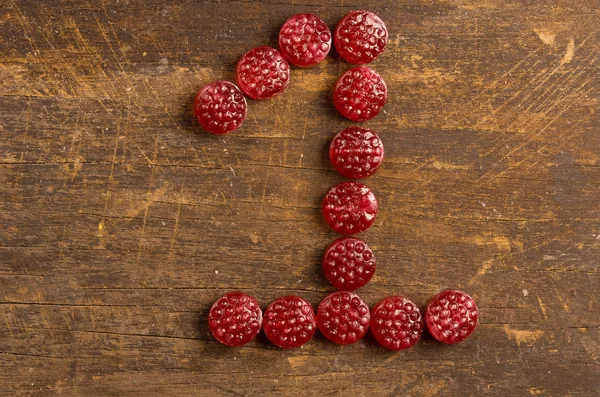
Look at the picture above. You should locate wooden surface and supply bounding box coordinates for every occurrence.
[1,0,599,395]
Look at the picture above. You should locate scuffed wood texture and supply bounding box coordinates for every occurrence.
[1,0,599,395]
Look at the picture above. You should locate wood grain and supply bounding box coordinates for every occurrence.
[1,0,599,395]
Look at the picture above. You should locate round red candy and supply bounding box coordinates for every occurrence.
[236,46,290,100]
[322,237,376,291]
[322,181,378,234]
[425,289,479,344]
[334,10,388,64]
[263,295,316,348]
[193,81,247,135]
[329,126,384,179]
[279,13,332,67]
[333,66,387,122]
[371,296,424,350]
[208,292,262,346]
[317,291,370,345]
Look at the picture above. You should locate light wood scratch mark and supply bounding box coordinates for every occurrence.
[511,45,599,134]
[102,136,120,218]
[4,314,14,338]
[537,296,548,320]
[475,55,547,128]
[480,35,598,153]
[135,134,161,267]
[67,17,110,87]
[258,168,270,217]
[301,116,308,140]
[561,37,575,65]
[498,84,593,163]
[550,276,570,313]
[402,179,431,197]
[135,205,150,267]
[7,0,52,79]
[126,136,154,166]
[504,325,544,346]
[25,15,82,96]
[475,84,595,183]
[167,203,182,264]
[151,307,165,328]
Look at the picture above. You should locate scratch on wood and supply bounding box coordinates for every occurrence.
[167,203,182,264]
[537,297,549,320]
[504,325,544,346]
[561,38,576,65]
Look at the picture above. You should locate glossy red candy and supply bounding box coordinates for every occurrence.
[236,46,290,100]
[323,181,378,234]
[317,291,370,344]
[263,295,316,348]
[193,81,247,135]
[279,13,332,67]
[208,292,262,346]
[425,289,479,344]
[333,66,387,121]
[322,237,376,290]
[334,10,388,64]
[371,296,424,350]
[329,126,384,179]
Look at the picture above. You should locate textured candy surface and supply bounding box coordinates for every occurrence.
[279,13,331,67]
[329,126,384,178]
[236,46,290,100]
[371,296,423,350]
[193,81,248,135]
[208,292,262,346]
[322,237,376,290]
[317,291,370,345]
[333,67,387,121]
[334,10,388,64]
[323,181,378,234]
[425,289,479,344]
[263,295,316,348]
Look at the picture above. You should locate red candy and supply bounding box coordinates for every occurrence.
[317,291,370,344]
[193,81,247,135]
[371,296,423,350]
[263,295,316,348]
[334,10,388,64]
[208,292,262,346]
[323,181,378,234]
[333,66,387,121]
[425,289,479,344]
[236,46,290,100]
[329,126,384,179]
[279,14,332,67]
[322,237,376,290]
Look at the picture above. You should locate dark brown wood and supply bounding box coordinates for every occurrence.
[1,0,599,395]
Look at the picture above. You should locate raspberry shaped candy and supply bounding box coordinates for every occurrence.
[279,14,332,67]
[236,46,290,100]
[371,296,424,350]
[322,237,376,290]
[425,289,479,344]
[323,181,378,234]
[334,10,388,64]
[333,67,387,122]
[317,291,370,344]
[263,295,316,348]
[193,81,248,135]
[208,292,262,346]
[330,126,384,179]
